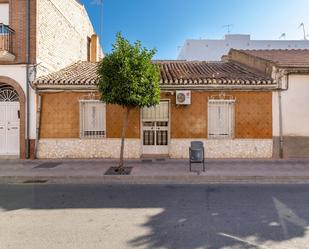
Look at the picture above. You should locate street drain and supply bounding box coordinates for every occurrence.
[34,162,62,169]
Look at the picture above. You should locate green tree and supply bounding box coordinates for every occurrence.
[97,33,160,170]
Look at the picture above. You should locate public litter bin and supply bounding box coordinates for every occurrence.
[189,141,205,172]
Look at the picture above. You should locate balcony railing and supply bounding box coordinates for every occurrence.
[0,23,15,61]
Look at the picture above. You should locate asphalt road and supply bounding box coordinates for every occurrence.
[0,184,309,249]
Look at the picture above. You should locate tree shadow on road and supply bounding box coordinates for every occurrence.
[0,184,309,249]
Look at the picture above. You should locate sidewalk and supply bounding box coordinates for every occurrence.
[1,158,309,184]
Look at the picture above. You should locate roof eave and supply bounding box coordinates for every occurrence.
[160,84,278,91]
[34,84,98,92]
[277,67,309,74]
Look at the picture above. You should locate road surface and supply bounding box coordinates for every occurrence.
[0,184,309,249]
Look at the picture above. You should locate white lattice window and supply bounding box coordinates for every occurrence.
[208,99,235,139]
[80,100,106,139]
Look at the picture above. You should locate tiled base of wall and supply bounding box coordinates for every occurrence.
[37,138,273,159]
[273,136,309,158]
[37,139,141,159]
[170,139,273,159]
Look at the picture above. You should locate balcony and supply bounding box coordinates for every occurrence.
[0,23,15,62]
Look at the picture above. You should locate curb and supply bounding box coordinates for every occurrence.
[1,175,309,185]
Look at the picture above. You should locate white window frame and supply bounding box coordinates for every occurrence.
[79,100,106,139]
[208,99,235,139]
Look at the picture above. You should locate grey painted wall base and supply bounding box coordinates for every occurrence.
[273,136,309,158]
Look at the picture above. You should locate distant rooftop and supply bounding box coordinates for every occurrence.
[234,49,309,68]
[178,34,309,61]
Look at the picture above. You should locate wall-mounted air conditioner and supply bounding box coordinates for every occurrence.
[176,90,191,105]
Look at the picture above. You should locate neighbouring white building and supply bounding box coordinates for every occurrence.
[0,0,102,159]
[178,34,309,61]
[227,49,309,158]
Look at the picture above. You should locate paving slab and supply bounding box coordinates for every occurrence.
[1,159,309,184]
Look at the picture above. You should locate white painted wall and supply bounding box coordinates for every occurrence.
[0,3,9,25]
[178,35,309,61]
[273,74,309,137]
[36,0,102,77]
[0,65,36,140]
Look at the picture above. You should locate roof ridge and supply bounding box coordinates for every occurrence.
[237,49,309,52]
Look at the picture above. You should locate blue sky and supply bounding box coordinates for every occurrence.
[80,0,309,59]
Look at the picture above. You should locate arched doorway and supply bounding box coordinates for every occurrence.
[0,76,26,159]
[0,84,20,157]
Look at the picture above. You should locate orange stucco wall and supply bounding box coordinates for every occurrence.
[165,91,272,139]
[106,104,140,138]
[40,92,82,138]
[39,91,272,139]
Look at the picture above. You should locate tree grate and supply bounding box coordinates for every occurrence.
[104,167,133,175]
[33,162,62,169]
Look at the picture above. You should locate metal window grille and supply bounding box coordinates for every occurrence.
[142,101,169,146]
[80,100,106,139]
[142,101,169,121]
[208,99,235,139]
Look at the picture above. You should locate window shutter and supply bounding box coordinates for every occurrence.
[80,100,106,139]
[208,100,235,139]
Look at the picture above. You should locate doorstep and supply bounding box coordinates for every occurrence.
[141,154,170,159]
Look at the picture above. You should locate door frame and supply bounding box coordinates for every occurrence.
[140,99,171,156]
[0,76,25,159]
[0,101,20,156]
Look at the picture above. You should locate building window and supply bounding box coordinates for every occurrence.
[208,99,235,139]
[80,100,106,139]
[0,3,9,25]
[87,37,91,62]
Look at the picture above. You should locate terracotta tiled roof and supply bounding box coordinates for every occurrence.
[155,60,273,85]
[35,61,98,86]
[235,49,309,68]
[34,60,275,89]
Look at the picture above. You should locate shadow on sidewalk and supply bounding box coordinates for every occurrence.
[0,184,309,248]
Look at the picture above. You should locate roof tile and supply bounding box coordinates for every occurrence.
[34,60,275,88]
[236,49,309,68]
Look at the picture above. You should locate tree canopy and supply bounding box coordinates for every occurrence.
[97,33,161,108]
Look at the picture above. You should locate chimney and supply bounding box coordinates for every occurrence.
[90,34,98,62]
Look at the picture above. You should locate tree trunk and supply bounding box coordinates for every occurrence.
[118,106,130,170]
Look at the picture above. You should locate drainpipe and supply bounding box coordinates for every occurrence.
[25,0,30,158]
[35,94,42,158]
[278,90,283,158]
[278,73,289,159]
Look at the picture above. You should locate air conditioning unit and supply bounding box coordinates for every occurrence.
[176,90,191,105]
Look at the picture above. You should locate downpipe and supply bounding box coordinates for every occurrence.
[278,73,289,159]
[34,94,42,159]
[25,0,30,158]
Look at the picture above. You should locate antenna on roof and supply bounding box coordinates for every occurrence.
[222,24,233,35]
[279,33,286,40]
[298,23,307,40]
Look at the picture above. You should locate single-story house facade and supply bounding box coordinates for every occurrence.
[227,49,309,158]
[33,59,277,159]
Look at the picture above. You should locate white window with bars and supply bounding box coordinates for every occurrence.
[80,100,106,139]
[208,99,235,139]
